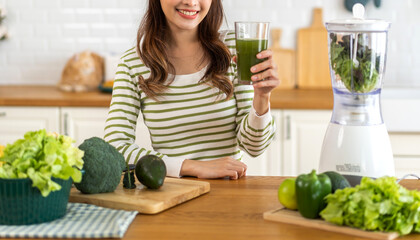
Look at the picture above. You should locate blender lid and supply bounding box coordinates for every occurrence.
[325,3,390,32]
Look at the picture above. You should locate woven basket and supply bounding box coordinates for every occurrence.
[0,177,72,225]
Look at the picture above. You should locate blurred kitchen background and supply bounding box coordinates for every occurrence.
[0,0,419,87]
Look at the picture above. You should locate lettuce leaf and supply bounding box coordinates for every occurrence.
[330,33,379,93]
[320,176,420,235]
[0,129,84,197]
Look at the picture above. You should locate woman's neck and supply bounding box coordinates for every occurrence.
[168,28,200,57]
[167,29,208,75]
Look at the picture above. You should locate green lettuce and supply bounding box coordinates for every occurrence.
[0,129,84,197]
[330,33,379,93]
[320,176,420,235]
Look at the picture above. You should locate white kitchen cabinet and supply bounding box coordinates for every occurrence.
[241,110,282,176]
[60,107,152,149]
[281,110,332,176]
[0,106,60,145]
[60,107,110,146]
[389,133,420,178]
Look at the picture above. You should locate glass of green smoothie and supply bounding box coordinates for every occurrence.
[235,22,269,85]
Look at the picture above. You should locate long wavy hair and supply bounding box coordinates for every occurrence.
[136,0,233,100]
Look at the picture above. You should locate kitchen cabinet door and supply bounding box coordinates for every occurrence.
[0,106,60,145]
[241,110,282,176]
[281,110,332,176]
[61,107,153,149]
[61,107,110,146]
[61,107,113,146]
[389,133,420,178]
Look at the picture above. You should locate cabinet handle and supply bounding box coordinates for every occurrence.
[0,112,6,117]
[64,113,69,136]
[286,115,291,140]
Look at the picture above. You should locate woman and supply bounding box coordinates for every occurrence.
[104,0,280,179]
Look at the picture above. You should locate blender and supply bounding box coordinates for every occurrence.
[318,4,395,179]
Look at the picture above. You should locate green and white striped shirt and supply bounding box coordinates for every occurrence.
[104,30,276,177]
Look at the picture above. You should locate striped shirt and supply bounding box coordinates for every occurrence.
[104,30,276,177]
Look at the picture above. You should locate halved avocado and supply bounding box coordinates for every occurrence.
[135,155,166,189]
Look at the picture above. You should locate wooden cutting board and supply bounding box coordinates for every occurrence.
[264,208,399,240]
[296,8,331,89]
[69,177,210,214]
[271,28,295,89]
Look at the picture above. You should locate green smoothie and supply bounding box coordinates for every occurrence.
[236,39,268,84]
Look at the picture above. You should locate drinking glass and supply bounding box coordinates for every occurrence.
[235,22,269,85]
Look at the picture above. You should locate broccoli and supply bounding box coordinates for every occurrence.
[74,137,125,194]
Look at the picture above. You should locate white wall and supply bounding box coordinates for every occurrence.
[0,0,418,88]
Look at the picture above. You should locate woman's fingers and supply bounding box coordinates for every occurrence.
[251,68,278,82]
[220,158,246,179]
[230,159,247,175]
[251,78,280,89]
[216,157,247,179]
[181,157,248,180]
[257,49,273,59]
[226,170,238,180]
[251,57,276,75]
[246,49,280,90]
[250,55,278,84]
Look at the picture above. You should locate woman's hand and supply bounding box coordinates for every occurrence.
[233,50,280,115]
[250,49,280,115]
[250,49,280,95]
[180,157,247,180]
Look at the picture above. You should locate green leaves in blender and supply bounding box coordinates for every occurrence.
[330,33,380,93]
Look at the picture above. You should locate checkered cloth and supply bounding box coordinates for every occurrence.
[0,203,138,238]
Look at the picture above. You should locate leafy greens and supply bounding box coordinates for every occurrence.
[330,33,380,93]
[320,176,420,235]
[0,129,84,197]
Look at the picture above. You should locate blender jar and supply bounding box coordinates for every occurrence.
[326,18,390,126]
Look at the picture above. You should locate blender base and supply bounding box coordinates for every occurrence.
[318,122,395,178]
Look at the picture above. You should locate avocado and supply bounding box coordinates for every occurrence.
[135,155,166,189]
[323,171,351,193]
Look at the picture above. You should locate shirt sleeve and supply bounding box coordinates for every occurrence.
[233,83,276,157]
[103,56,185,177]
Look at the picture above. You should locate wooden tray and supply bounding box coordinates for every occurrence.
[263,208,399,240]
[69,178,210,214]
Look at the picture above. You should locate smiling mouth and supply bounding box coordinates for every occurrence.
[177,9,199,16]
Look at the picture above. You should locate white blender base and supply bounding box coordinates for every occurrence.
[319,123,395,178]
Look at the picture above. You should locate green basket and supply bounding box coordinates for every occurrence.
[0,177,72,225]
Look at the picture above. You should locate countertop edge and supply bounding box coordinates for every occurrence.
[0,85,334,109]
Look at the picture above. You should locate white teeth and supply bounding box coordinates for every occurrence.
[178,10,197,16]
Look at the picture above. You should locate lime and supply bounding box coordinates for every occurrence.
[0,145,4,157]
[278,178,297,210]
[0,145,5,167]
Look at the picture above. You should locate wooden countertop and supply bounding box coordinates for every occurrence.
[270,88,333,109]
[3,176,420,240]
[0,85,112,107]
[0,85,333,109]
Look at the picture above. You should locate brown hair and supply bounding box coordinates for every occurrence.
[136,0,233,100]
